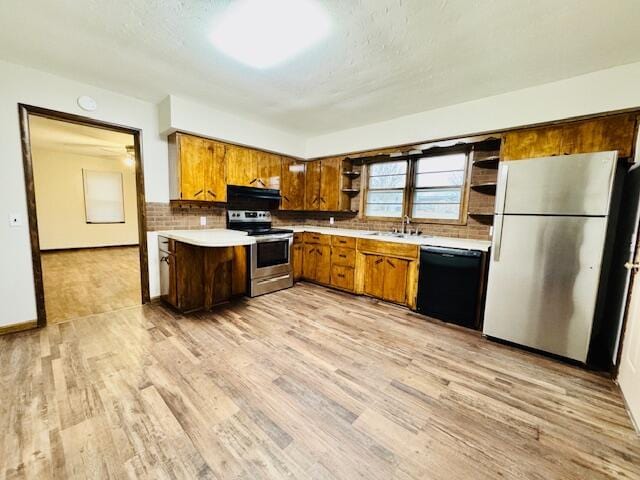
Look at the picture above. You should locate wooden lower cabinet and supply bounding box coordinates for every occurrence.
[292,242,303,281]
[331,264,354,292]
[362,255,385,298]
[302,243,330,284]
[164,242,247,313]
[381,257,409,304]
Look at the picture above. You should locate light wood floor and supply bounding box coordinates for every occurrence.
[41,246,141,324]
[1,282,639,479]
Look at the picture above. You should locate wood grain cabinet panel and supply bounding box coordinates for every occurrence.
[363,255,385,299]
[293,243,303,281]
[305,160,322,210]
[226,145,256,187]
[382,257,409,304]
[315,245,331,284]
[319,158,341,211]
[303,244,317,280]
[177,134,207,200]
[204,140,227,202]
[331,235,356,249]
[331,264,354,291]
[281,157,306,210]
[357,239,419,260]
[331,247,356,268]
[502,114,637,161]
[253,151,282,189]
[304,232,331,245]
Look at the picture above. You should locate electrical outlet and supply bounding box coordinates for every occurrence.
[200,216,207,226]
[8,213,23,227]
[329,217,335,225]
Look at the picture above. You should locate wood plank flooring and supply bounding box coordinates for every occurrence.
[1,282,639,479]
[41,246,141,324]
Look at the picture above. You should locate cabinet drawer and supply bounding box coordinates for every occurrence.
[304,232,331,245]
[356,238,418,259]
[331,265,354,291]
[331,235,356,249]
[293,232,304,243]
[331,247,356,268]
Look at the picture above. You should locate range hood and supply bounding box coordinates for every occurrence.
[227,185,281,209]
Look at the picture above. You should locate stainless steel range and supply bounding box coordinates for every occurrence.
[227,210,294,297]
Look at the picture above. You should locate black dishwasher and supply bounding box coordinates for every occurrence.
[416,246,484,329]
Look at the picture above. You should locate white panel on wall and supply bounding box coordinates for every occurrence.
[83,170,125,223]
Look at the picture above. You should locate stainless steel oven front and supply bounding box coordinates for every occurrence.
[250,233,294,296]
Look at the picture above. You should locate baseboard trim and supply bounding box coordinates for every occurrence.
[0,320,38,336]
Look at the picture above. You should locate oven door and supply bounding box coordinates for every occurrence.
[251,234,293,279]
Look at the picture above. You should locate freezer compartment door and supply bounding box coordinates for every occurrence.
[484,215,607,362]
[495,152,617,216]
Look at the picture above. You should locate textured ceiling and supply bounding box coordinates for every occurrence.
[29,115,134,160]
[2,1,640,135]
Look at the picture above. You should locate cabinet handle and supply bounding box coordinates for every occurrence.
[160,255,170,264]
[283,195,290,202]
[258,179,266,187]
[194,189,203,197]
[207,190,216,198]
[339,254,346,258]
[386,259,395,268]
[339,240,346,244]
[317,249,323,256]
[375,258,384,265]
[249,178,257,185]
[320,197,326,204]
[313,196,319,204]
[337,274,345,279]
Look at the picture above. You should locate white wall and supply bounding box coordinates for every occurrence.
[0,59,168,327]
[32,148,139,250]
[159,95,307,158]
[305,61,640,158]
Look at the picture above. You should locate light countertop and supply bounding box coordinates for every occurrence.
[283,225,491,252]
[157,229,255,247]
[157,226,491,252]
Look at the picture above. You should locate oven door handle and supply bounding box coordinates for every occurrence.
[255,234,293,243]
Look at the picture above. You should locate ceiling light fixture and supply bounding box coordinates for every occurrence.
[210,0,330,69]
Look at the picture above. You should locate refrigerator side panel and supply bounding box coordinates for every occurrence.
[483,215,608,362]
[496,152,617,216]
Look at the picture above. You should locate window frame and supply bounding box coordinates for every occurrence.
[363,148,471,225]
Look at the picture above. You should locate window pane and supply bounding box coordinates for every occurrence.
[413,188,461,204]
[369,160,407,176]
[412,203,460,219]
[366,203,403,217]
[416,153,466,173]
[415,171,464,188]
[369,174,406,189]
[367,190,404,204]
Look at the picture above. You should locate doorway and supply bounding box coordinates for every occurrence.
[19,105,149,326]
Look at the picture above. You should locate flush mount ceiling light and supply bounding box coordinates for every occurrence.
[210,0,330,69]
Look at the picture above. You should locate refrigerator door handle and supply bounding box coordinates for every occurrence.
[495,164,509,214]
[493,214,504,261]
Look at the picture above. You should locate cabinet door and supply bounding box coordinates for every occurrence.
[305,160,321,210]
[226,145,255,187]
[257,152,282,189]
[315,245,331,284]
[383,257,409,304]
[179,135,206,200]
[320,157,341,211]
[292,243,303,281]
[281,157,306,210]
[204,140,227,202]
[303,244,317,280]
[363,255,385,298]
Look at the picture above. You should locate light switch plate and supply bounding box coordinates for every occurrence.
[200,216,207,226]
[9,213,23,227]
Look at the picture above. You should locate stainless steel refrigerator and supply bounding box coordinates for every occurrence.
[483,151,619,363]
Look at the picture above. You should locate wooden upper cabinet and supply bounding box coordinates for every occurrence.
[502,114,637,161]
[281,157,306,210]
[256,152,282,189]
[169,133,226,201]
[319,158,341,211]
[305,160,322,210]
[204,141,227,202]
[226,145,256,187]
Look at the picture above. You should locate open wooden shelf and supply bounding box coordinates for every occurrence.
[470,182,497,193]
[342,171,361,179]
[342,188,360,195]
[473,156,500,167]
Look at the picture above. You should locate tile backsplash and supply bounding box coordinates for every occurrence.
[146,202,490,240]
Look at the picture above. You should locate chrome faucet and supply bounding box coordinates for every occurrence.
[401,215,410,234]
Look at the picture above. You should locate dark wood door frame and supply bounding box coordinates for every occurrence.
[18,103,150,328]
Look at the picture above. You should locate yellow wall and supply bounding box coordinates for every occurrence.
[32,148,139,250]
